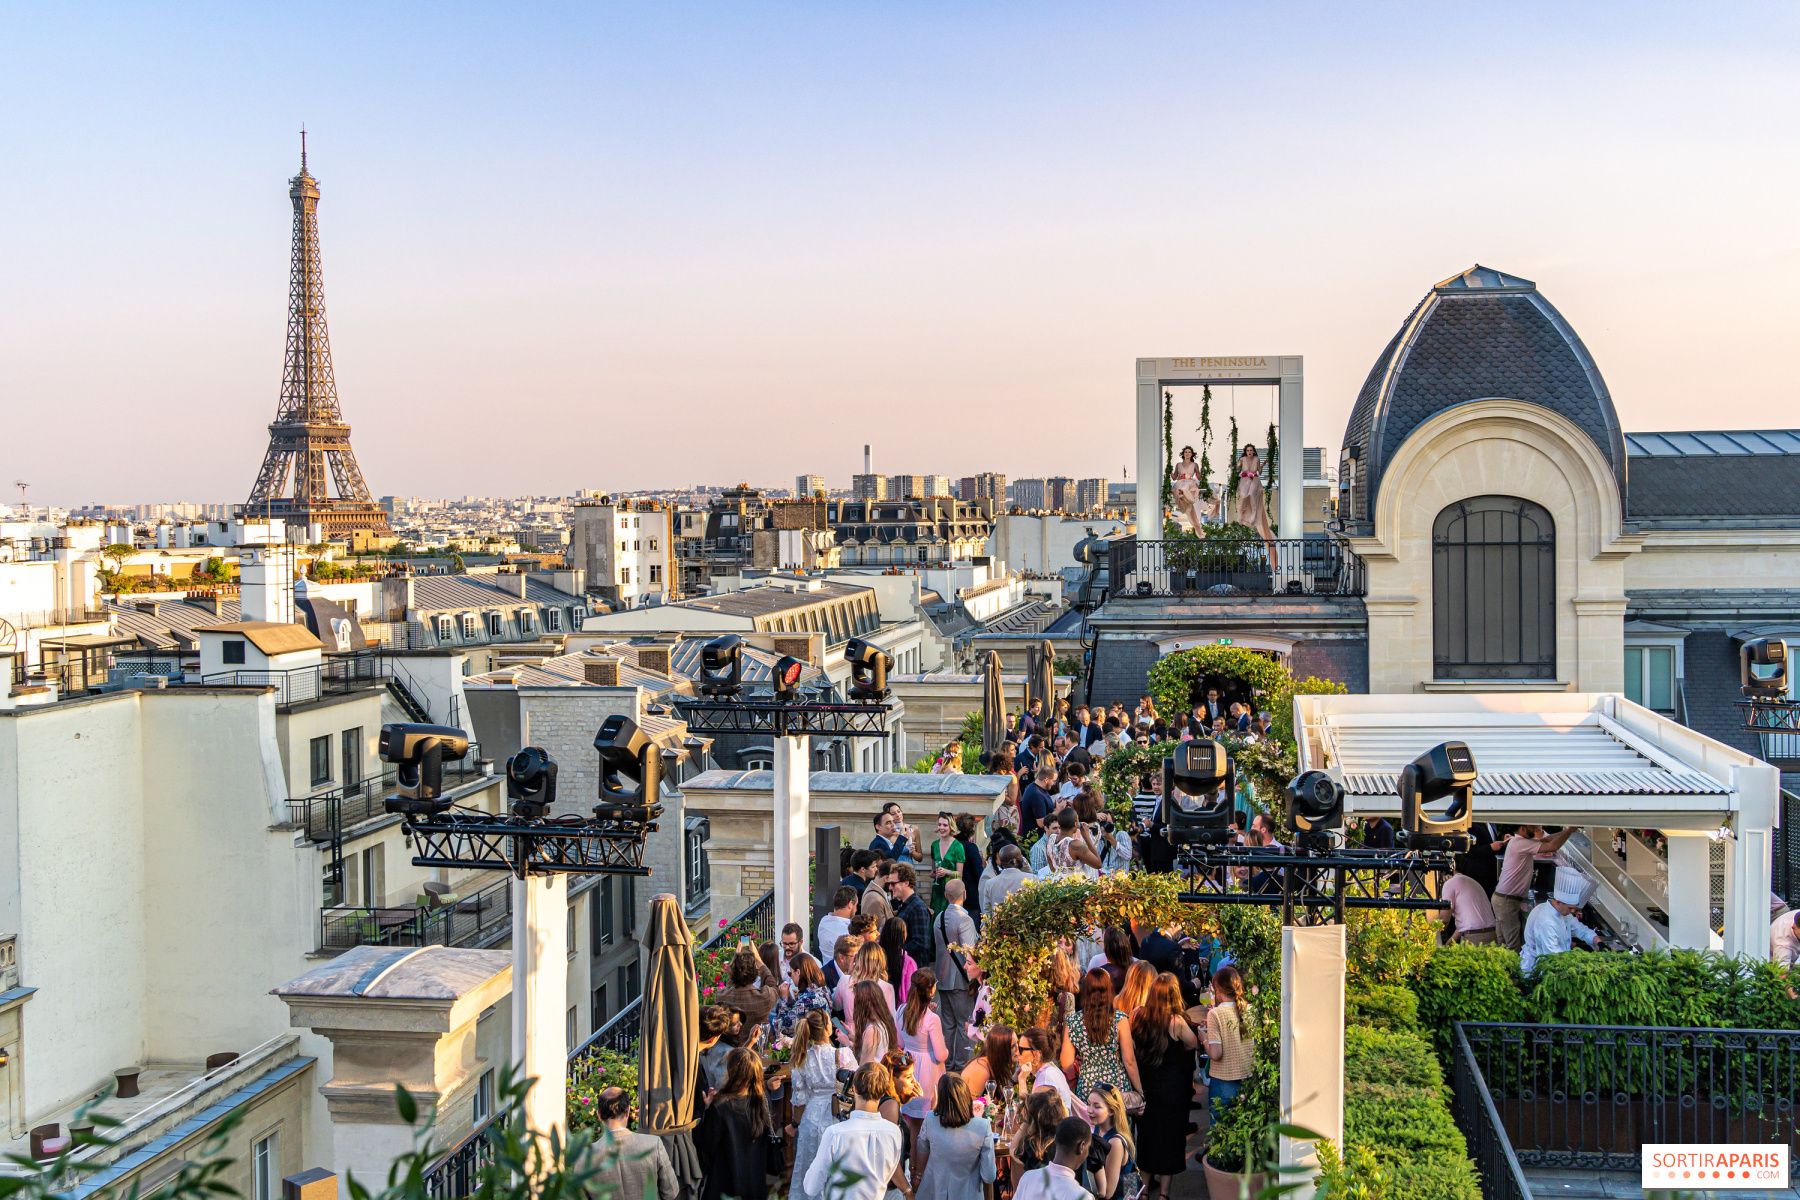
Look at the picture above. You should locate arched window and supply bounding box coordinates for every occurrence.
[1432,496,1556,680]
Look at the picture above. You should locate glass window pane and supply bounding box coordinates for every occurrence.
[1624,647,1644,706]
[1647,647,1674,710]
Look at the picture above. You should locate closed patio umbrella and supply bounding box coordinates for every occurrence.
[1032,637,1057,725]
[981,650,1007,760]
[639,893,702,1193]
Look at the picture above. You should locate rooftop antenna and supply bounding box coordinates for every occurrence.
[12,480,27,507]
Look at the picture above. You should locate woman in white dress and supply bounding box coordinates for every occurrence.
[1170,446,1205,531]
[788,1010,856,1200]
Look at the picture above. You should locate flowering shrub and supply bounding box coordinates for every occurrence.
[693,917,762,998]
[567,1046,640,1132]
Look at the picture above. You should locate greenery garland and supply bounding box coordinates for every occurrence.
[1197,384,1215,499]
[1226,413,1241,505]
[971,874,1185,1029]
[1160,390,1174,515]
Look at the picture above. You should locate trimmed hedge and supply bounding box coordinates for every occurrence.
[1411,943,1528,1057]
[1345,984,1419,1034]
[1341,1023,1481,1199]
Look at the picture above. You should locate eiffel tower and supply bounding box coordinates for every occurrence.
[243,135,391,539]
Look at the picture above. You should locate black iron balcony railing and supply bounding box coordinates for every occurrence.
[200,651,392,708]
[1451,1023,1533,1200]
[285,751,486,843]
[1458,1021,1800,1172]
[422,1116,504,1200]
[319,876,512,952]
[1105,536,1367,598]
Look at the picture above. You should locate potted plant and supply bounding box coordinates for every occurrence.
[1201,1069,1276,1199]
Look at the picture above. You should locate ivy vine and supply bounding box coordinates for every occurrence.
[1160,390,1174,515]
[1197,384,1215,499]
[1226,413,1242,506]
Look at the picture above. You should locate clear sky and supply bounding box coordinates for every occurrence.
[4,3,1797,506]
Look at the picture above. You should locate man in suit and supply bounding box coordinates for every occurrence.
[838,848,877,896]
[934,880,980,1067]
[594,1087,679,1200]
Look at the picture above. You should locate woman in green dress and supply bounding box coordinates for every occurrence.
[928,812,965,914]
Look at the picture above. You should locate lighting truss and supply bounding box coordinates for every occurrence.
[1175,845,1459,926]
[676,699,891,738]
[398,808,657,878]
[1740,698,1800,733]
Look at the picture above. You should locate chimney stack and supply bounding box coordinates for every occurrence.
[583,657,620,686]
[864,444,871,475]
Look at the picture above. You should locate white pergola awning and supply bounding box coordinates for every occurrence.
[1298,696,1741,828]
[1293,691,1780,959]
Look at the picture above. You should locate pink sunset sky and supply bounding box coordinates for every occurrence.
[3,3,1797,505]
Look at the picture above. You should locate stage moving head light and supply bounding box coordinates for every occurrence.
[1397,740,1476,852]
[1162,738,1234,846]
[379,723,472,815]
[505,746,558,820]
[698,634,743,698]
[1741,637,1789,700]
[845,638,891,702]
[772,655,805,704]
[594,713,664,825]
[1287,769,1344,848]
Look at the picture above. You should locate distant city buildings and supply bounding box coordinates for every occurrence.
[572,498,672,609]
[958,472,1007,503]
[851,473,888,501]
[794,473,826,497]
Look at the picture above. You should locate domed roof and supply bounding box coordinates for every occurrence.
[1337,266,1626,531]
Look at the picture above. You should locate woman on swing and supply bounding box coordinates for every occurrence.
[1236,444,1276,555]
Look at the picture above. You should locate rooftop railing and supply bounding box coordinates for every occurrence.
[285,751,486,843]
[319,876,511,952]
[1457,1021,1800,1174]
[1105,536,1367,598]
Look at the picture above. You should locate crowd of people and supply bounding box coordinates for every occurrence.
[607,687,1679,1199]
[618,692,1290,1200]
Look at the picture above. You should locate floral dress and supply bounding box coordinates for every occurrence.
[770,986,832,1036]
[1064,1007,1131,1096]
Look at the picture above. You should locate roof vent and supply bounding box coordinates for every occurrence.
[584,657,620,686]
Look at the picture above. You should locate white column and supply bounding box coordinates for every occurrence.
[1277,358,1304,538]
[1135,361,1162,538]
[1278,923,1344,1173]
[772,734,812,933]
[1665,834,1713,950]
[513,871,569,1143]
[1725,763,1778,959]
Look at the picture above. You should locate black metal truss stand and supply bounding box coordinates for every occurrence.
[1740,698,1800,733]
[399,810,658,878]
[1174,845,1459,926]
[677,699,891,738]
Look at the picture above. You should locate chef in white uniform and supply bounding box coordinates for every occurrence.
[1521,865,1600,975]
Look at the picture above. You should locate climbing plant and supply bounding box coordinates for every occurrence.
[1197,384,1215,499]
[1226,412,1241,505]
[1160,390,1174,515]
[974,873,1187,1029]
[1146,645,1292,723]
[1096,739,1178,820]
